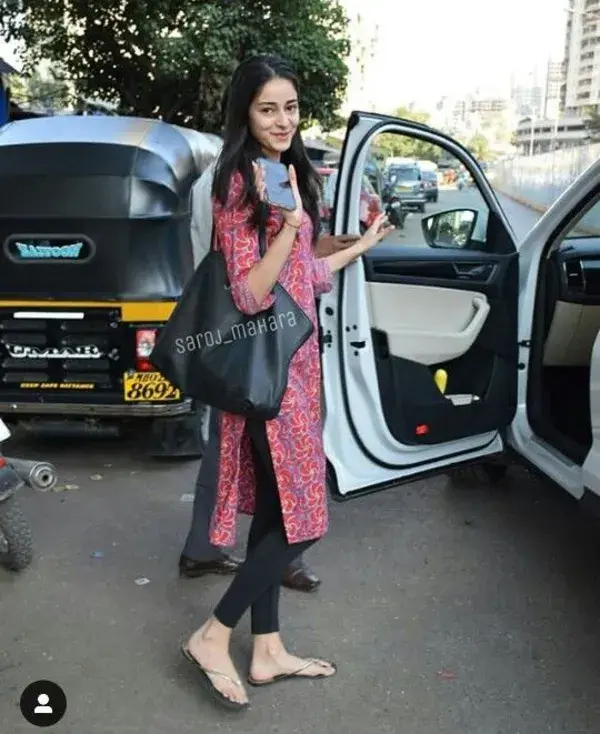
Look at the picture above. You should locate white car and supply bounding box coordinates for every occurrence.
[321,111,600,513]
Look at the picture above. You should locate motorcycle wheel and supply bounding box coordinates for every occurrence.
[0,495,33,571]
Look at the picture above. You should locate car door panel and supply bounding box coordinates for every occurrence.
[363,246,518,446]
[366,282,491,364]
[321,111,519,499]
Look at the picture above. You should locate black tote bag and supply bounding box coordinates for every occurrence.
[149,223,314,420]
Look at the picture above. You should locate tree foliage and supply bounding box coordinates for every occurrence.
[374,106,442,162]
[583,107,600,142]
[466,132,490,162]
[0,0,351,132]
[7,68,71,111]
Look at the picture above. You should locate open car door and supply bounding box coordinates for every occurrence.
[320,112,520,499]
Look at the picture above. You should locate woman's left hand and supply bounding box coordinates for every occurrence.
[356,214,395,254]
[315,234,360,258]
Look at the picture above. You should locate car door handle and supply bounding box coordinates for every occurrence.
[452,263,493,280]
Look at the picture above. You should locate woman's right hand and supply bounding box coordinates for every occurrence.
[283,164,303,229]
[252,161,303,229]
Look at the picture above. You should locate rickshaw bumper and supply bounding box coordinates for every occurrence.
[0,399,194,419]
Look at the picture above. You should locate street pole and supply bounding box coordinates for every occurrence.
[552,115,559,151]
[529,116,535,156]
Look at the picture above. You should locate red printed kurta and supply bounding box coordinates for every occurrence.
[208,171,332,547]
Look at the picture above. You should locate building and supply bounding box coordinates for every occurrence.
[303,138,341,165]
[339,0,381,116]
[511,84,544,118]
[513,115,589,155]
[545,60,565,118]
[563,0,600,115]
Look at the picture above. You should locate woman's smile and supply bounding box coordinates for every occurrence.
[272,131,290,139]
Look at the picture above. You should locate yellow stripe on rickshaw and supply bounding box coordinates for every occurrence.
[0,301,178,322]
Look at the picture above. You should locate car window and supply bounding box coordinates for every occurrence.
[357,131,490,251]
[362,175,376,195]
[321,169,338,212]
[390,167,419,181]
[563,194,600,239]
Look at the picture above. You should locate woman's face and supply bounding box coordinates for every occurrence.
[248,77,300,160]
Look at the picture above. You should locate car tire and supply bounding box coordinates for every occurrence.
[433,194,439,203]
[447,460,509,487]
[418,203,426,213]
[0,495,33,571]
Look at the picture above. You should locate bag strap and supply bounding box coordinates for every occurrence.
[257,218,267,257]
[210,221,218,253]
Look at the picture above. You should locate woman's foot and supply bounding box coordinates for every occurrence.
[186,619,249,706]
[249,636,336,685]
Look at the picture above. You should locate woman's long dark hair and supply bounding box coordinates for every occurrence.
[213,54,321,244]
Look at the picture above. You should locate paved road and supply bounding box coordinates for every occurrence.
[385,186,542,247]
[2,436,600,733]
[3,195,600,734]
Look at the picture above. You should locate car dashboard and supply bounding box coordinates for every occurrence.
[551,237,600,305]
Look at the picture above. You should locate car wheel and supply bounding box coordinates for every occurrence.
[419,203,426,213]
[433,194,439,203]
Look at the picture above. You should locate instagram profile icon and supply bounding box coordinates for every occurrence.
[20,679,67,727]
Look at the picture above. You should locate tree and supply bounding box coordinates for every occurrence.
[0,0,351,133]
[466,132,490,162]
[375,106,442,162]
[8,68,71,111]
[583,107,600,142]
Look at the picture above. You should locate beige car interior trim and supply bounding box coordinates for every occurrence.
[543,301,600,366]
[366,283,490,365]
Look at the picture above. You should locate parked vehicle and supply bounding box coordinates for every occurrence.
[384,163,427,212]
[320,110,600,522]
[0,116,221,458]
[358,174,385,233]
[0,418,57,572]
[420,169,439,202]
[319,167,385,233]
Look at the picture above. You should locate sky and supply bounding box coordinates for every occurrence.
[344,0,569,109]
[0,40,19,68]
[2,0,568,108]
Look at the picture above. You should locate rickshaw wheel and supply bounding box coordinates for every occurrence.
[0,495,33,571]
[147,404,207,459]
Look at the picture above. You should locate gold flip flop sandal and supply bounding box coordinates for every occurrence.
[181,643,249,712]
[247,658,337,687]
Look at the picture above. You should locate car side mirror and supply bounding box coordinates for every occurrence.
[421,208,478,249]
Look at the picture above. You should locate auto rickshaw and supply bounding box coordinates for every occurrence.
[0,115,222,457]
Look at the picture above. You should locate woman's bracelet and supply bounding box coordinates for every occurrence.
[283,220,301,231]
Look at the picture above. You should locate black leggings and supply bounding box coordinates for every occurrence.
[213,420,317,635]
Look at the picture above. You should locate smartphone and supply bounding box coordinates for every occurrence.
[256,157,297,211]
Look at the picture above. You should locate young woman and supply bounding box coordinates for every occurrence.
[181,54,393,712]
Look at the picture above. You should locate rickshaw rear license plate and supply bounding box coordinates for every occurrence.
[123,372,180,402]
